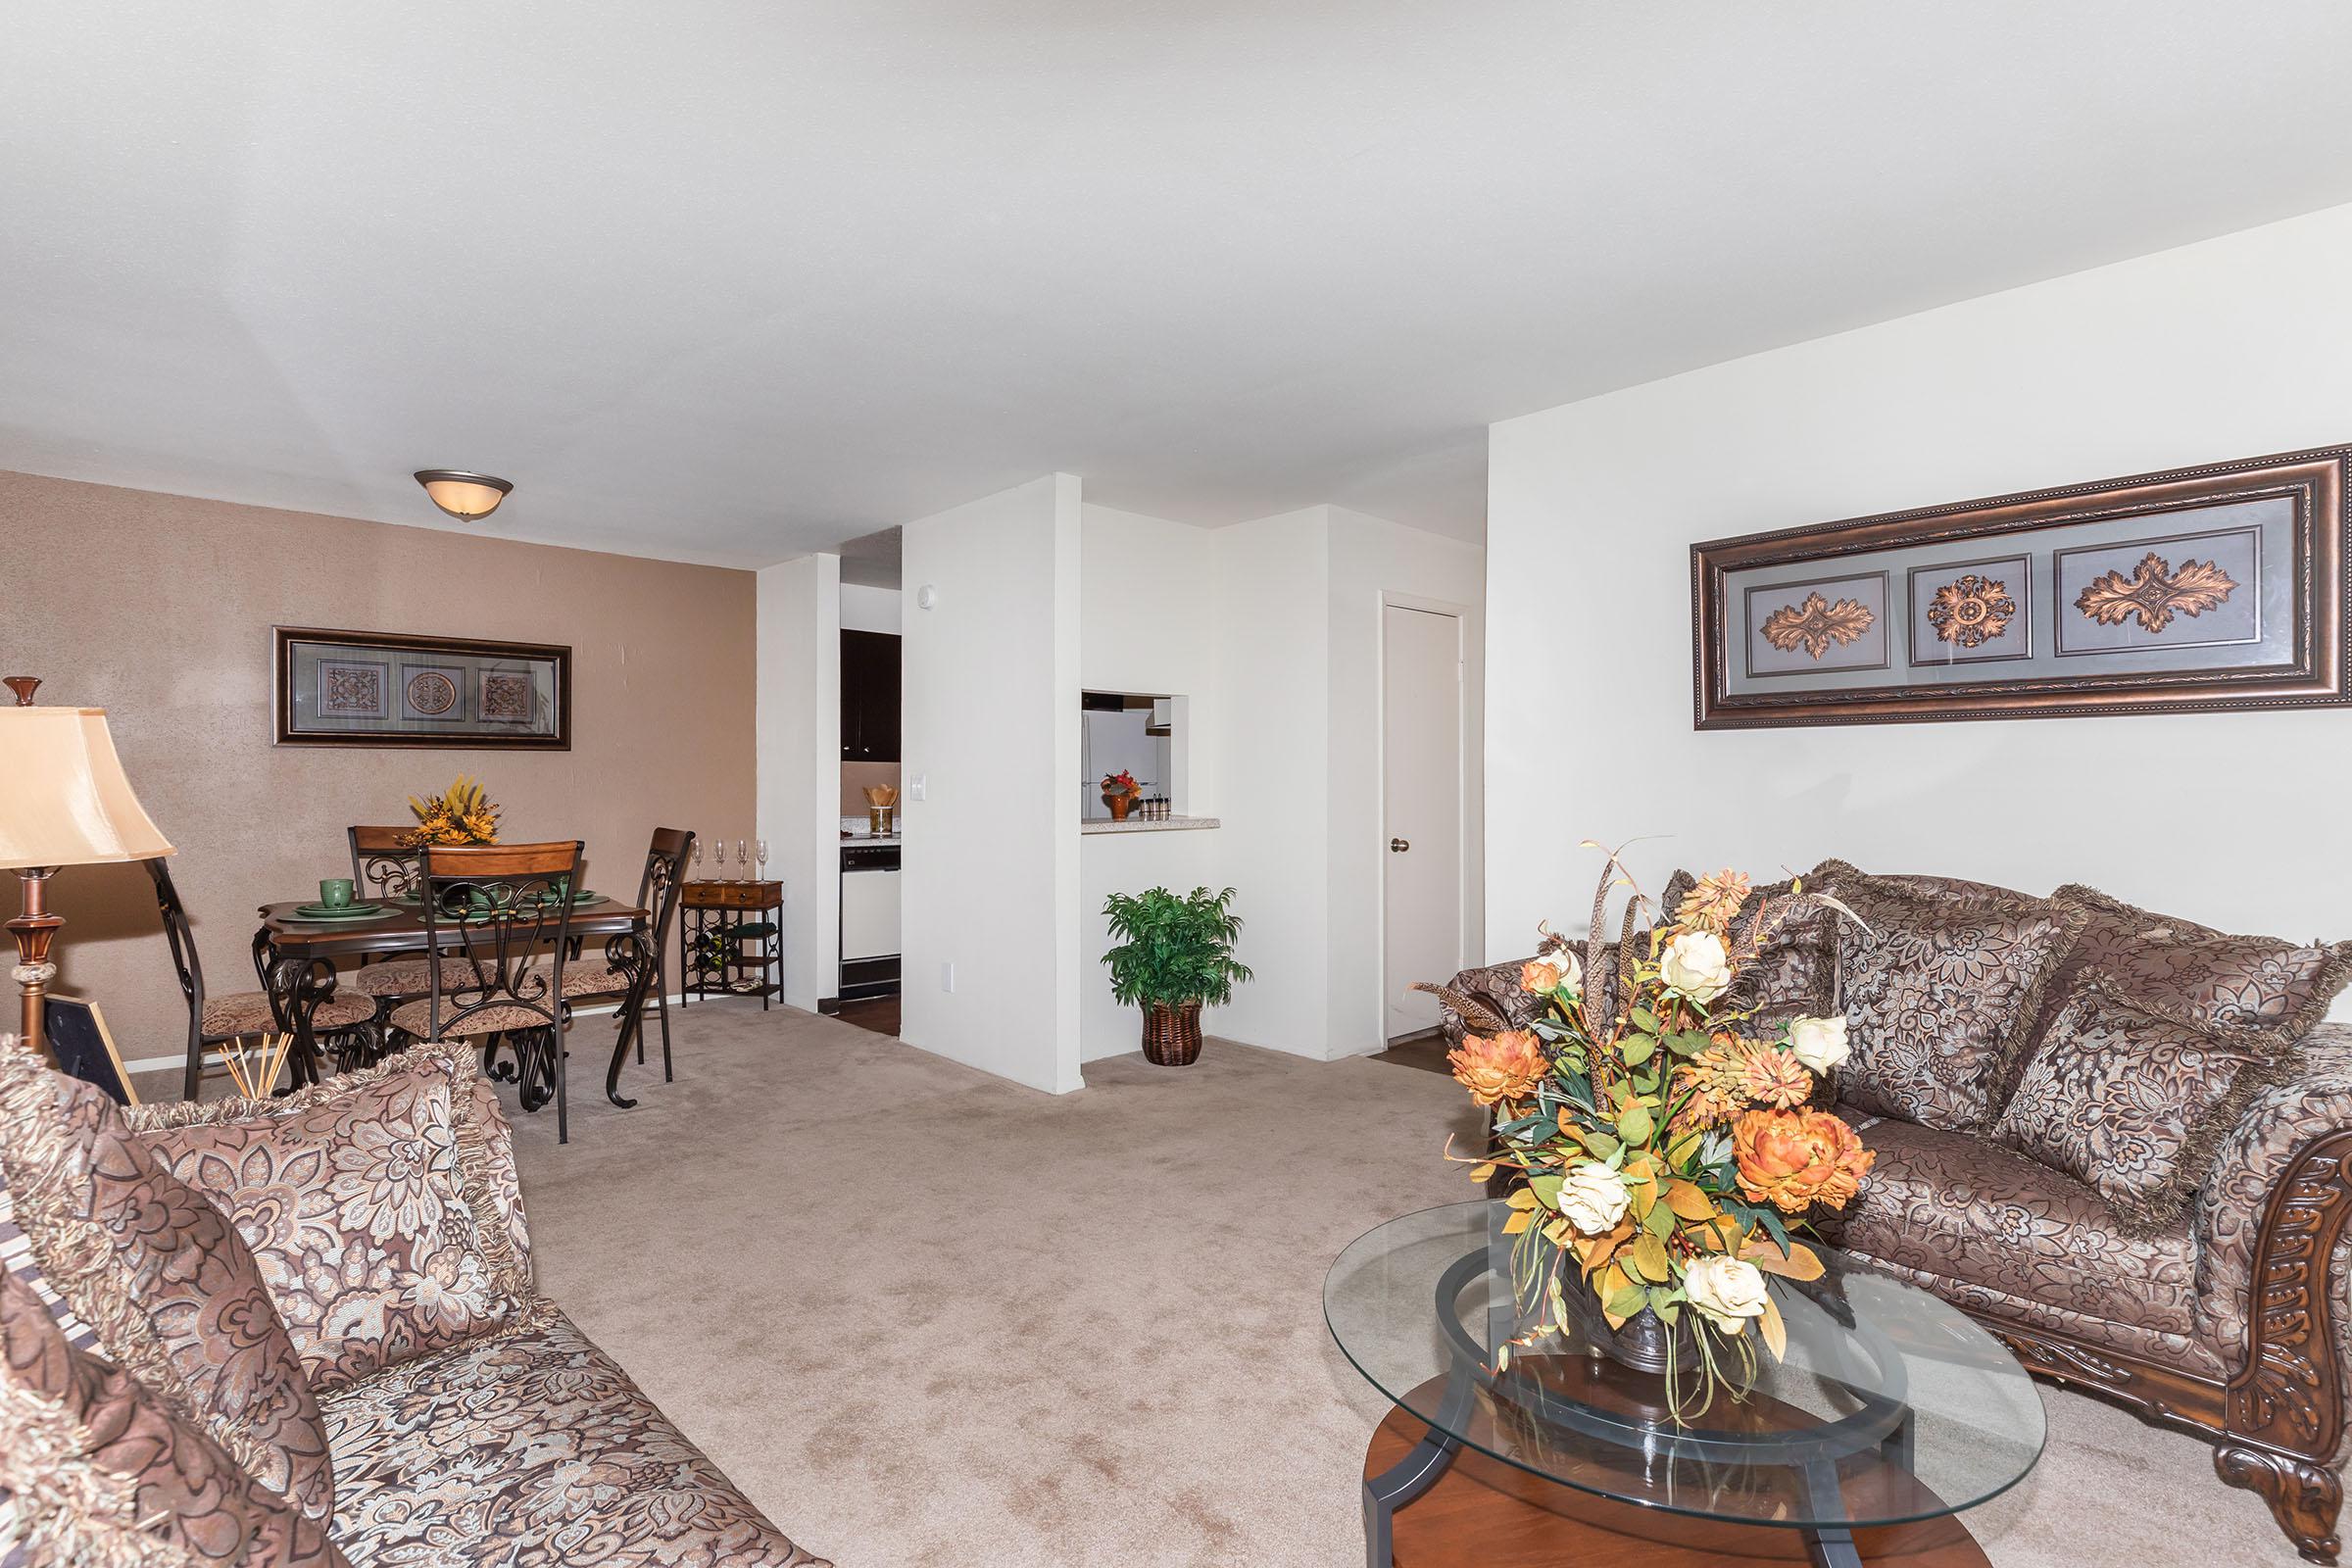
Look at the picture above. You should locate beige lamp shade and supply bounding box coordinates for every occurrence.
[414,469,513,521]
[0,709,175,869]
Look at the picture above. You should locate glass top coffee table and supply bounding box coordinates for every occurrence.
[1326,1201,2045,1568]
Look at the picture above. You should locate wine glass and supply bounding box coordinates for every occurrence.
[691,839,705,880]
[756,840,768,880]
[735,839,749,881]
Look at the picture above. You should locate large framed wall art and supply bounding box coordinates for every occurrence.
[273,626,571,749]
[1690,444,2351,729]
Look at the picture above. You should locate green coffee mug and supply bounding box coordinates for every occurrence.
[318,878,356,909]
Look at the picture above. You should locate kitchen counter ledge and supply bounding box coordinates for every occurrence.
[1079,815,1220,835]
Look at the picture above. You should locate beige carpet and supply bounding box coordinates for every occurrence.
[225,1007,2328,1565]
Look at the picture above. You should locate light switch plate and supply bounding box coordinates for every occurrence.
[909,774,928,802]
[940,961,955,993]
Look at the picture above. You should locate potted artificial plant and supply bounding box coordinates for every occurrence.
[1101,885,1252,1066]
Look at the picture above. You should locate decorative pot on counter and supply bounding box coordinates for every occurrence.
[1104,793,1134,821]
[1141,1000,1202,1066]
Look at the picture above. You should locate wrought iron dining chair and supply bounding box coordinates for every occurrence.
[343,825,436,1005]
[387,841,585,1142]
[561,827,694,1082]
[147,858,377,1101]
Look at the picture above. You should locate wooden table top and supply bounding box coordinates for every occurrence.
[257,898,648,956]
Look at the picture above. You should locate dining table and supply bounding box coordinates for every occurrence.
[254,894,656,1107]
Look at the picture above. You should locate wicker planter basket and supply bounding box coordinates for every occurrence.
[1141,1000,1203,1066]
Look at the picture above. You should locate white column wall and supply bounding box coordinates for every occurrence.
[754,552,842,1011]
[900,474,1084,1093]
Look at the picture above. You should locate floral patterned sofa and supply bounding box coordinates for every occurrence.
[0,1040,828,1568]
[1437,859,2352,1564]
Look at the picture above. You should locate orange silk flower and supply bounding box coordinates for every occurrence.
[1447,1030,1548,1107]
[1733,1107,1874,1213]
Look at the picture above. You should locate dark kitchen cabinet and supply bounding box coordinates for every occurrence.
[841,630,901,761]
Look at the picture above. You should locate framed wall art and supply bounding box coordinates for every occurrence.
[274,627,571,749]
[1690,444,2350,728]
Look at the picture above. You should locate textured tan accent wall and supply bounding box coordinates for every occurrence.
[0,469,757,1070]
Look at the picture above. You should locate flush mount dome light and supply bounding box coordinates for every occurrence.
[413,469,514,521]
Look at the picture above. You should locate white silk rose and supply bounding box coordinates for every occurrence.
[1682,1255,1770,1334]
[1555,1161,1631,1235]
[1787,1014,1850,1074]
[1658,930,1732,1004]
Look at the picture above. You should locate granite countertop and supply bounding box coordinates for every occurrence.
[839,835,902,848]
[1079,815,1220,835]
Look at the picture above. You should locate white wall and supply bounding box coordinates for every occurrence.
[754,553,843,1010]
[1208,508,1334,1055]
[1487,202,2352,981]
[901,474,1083,1094]
[841,583,902,634]
[1325,506,1486,1051]
[1077,503,1227,1061]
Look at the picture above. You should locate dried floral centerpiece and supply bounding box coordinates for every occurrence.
[403,773,501,848]
[1431,846,1871,1419]
[1100,768,1143,822]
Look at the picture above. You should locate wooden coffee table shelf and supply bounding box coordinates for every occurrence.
[1363,1381,1990,1568]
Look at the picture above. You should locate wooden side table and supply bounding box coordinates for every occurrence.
[678,880,783,1008]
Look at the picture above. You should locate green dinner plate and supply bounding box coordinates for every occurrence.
[288,902,391,920]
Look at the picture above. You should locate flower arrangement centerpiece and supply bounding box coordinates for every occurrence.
[1437,846,1871,1418]
[403,774,502,848]
[1100,769,1143,821]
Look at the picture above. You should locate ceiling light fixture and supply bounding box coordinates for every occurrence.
[413,469,514,522]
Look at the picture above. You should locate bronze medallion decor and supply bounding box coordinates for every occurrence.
[1691,443,2352,727]
[1438,861,2352,1562]
[1759,589,1876,658]
[1926,573,2017,648]
[272,627,570,749]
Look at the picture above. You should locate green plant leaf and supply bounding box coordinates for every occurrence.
[1616,1102,1653,1146]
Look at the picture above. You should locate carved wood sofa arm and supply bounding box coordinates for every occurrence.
[2198,1024,2352,1402]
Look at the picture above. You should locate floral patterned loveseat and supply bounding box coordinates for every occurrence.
[1436,859,2352,1564]
[0,1039,828,1568]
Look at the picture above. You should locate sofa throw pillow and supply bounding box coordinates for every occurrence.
[1811,866,2084,1134]
[1995,981,2282,1233]
[2051,884,2352,1042]
[0,1270,349,1568]
[1659,868,1838,1021]
[0,1045,334,1525]
[125,1044,535,1395]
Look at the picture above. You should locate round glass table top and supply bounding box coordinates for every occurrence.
[1325,1200,2046,1531]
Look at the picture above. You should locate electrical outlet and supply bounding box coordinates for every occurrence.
[940,961,955,993]
[909,774,928,802]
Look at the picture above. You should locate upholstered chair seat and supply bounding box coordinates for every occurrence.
[560,962,633,998]
[387,998,561,1041]
[201,990,376,1037]
[348,958,437,999]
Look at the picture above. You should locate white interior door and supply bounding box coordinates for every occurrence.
[1382,605,1463,1041]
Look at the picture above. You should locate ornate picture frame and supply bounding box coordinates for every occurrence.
[273,626,571,749]
[1691,444,2350,729]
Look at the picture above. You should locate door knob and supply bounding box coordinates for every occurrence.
[1389,838,1410,853]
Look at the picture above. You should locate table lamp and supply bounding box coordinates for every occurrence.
[0,680,175,1065]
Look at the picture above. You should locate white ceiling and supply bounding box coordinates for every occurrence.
[7,3,2352,566]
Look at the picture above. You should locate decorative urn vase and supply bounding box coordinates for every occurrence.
[1141,1000,1203,1066]
[1104,792,1134,821]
